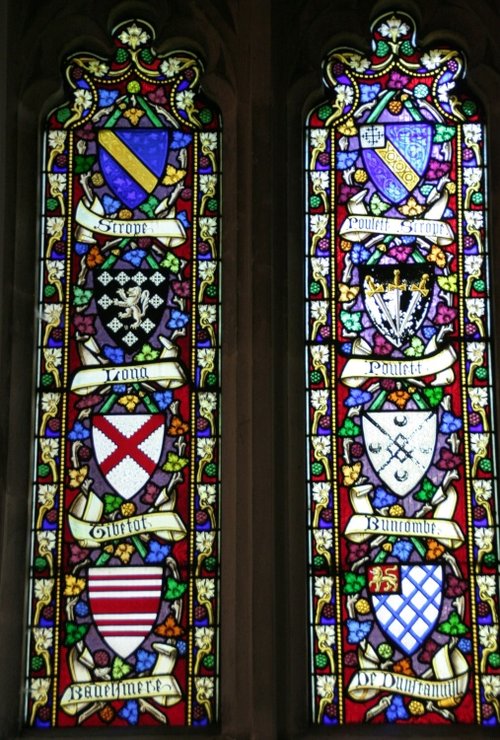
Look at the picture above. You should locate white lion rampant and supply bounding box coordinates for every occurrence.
[113,287,150,328]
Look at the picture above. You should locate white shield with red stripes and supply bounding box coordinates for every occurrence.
[92,414,165,499]
[88,566,163,658]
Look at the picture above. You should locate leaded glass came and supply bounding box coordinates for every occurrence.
[305,11,499,725]
[26,20,221,728]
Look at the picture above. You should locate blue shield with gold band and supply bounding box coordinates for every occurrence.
[98,129,169,209]
[360,122,432,204]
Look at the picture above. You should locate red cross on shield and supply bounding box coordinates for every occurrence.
[92,414,165,499]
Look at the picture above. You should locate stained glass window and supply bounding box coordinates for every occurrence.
[26,19,221,728]
[306,11,500,725]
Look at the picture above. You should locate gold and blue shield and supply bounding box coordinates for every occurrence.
[360,122,432,204]
[98,129,169,209]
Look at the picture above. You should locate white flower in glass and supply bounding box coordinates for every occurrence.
[473,479,492,500]
[421,49,446,70]
[87,60,108,77]
[474,527,493,550]
[479,625,498,648]
[176,89,195,110]
[347,53,370,73]
[467,298,485,317]
[46,217,64,237]
[118,23,149,49]
[464,255,483,275]
[469,387,489,408]
[74,89,93,110]
[465,211,484,230]
[312,482,330,506]
[310,345,329,365]
[160,57,183,77]
[311,435,330,458]
[314,576,333,600]
[463,168,482,187]
[466,342,485,363]
[334,84,354,107]
[316,674,336,698]
[463,124,482,144]
[48,130,67,150]
[378,16,410,40]
[477,575,496,597]
[200,132,218,150]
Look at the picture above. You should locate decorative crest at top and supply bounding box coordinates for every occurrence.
[26,16,221,730]
[321,10,474,127]
[306,7,497,729]
[115,19,154,50]
[62,18,208,130]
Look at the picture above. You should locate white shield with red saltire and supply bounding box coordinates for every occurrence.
[88,566,163,658]
[92,414,165,499]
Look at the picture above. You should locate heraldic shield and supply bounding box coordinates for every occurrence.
[368,564,443,655]
[360,122,432,204]
[92,414,165,500]
[88,566,163,658]
[98,129,169,209]
[360,264,434,349]
[362,410,437,496]
[94,267,168,352]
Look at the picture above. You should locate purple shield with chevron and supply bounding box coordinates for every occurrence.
[368,563,443,655]
[360,122,432,204]
[88,566,163,658]
[98,129,169,208]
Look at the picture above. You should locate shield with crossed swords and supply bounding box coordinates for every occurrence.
[362,410,437,496]
[92,414,165,499]
[94,266,168,353]
[368,563,443,655]
[360,264,434,348]
[98,129,169,209]
[360,121,432,204]
[88,566,163,658]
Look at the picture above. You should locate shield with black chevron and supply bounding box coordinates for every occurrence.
[360,122,432,204]
[368,563,443,655]
[98,129,169,209]
[94,267,168,352]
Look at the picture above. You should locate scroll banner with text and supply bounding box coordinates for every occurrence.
[346,483,465,549]
[71,360,186,395]
[61,675,182,712]
[339,214,454,246]
[75,200,186,246]
[62,643,181,715]
[347,646,469,708]
[344,513,464,549]
[341,345,456,387]
[68,491,187,547]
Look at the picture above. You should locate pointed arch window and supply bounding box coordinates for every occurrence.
[306,11,499,726]
[26,20,221,728]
